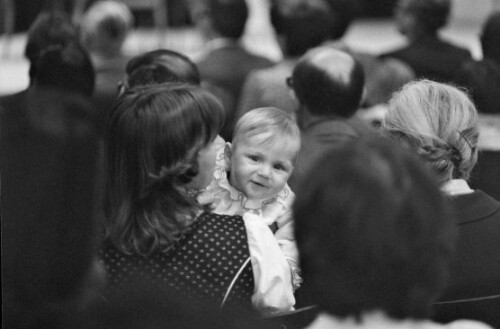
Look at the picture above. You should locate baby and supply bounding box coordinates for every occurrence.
[198,107,302,289]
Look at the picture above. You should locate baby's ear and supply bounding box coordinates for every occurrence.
[224,143,232,169]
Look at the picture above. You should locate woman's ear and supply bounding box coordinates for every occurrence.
[224,143,232,170]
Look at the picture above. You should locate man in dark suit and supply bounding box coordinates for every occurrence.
[287,47,374,193]
[191,0,274,141]
[382,0,472,84]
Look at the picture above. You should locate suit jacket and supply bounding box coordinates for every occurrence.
[433,190,500,327]
[289,116,375,191]
[382,35,471,84]
[196,40,274,140]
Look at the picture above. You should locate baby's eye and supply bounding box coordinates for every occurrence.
[274,164,286,171]
[248,155,261,162]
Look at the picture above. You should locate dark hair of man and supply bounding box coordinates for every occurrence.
[294,137,456,320]
[270,0,334,57]
[324,0,353,40]
[25,10,78,79]
[35,42,95,97]
[125,49,200,87]
[208,0,248,39]
[406,0,451,33]
[292,49,365,117]
[480,11,500,63]
[103,83,225,256]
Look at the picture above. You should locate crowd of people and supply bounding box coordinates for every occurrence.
[1,0,499,328]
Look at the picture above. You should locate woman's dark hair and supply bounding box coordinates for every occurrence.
[125,49,200,88]
[104,83,225,256]
[35,42,95,97]
[294,137,457,320]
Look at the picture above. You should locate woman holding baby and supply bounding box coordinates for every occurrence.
[99,83,295,316]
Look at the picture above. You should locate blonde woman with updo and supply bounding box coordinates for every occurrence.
[383,80,500,327]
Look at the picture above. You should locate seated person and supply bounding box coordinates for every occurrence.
[455,11,500,201]
[287,47,375,190]
[382,0,472,85]
[2,62,101,328]
[383,79,500,327]
[190,0,275,141]
[198,107,302,290]
[100,83,295,316]
[293,137,493,328]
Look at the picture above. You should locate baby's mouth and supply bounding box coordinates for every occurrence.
[251,181,267,188]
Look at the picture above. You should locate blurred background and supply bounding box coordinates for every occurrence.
[1,0,498,96]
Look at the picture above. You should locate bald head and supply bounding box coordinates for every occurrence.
[291,47,364,117]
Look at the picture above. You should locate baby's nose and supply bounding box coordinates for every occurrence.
[258,164,272,177]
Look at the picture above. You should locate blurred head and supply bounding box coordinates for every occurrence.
[481,11,500,63]
[383,80,479,183]
[270,0,334,57]
[34,42,95,97]
[189,0,248,39]
[291,47,365,118]
[227,107,300,200]
[324,0,354,40]
[24,10,79,80]
[294,137,457,320]
[80,0,133,55]
[364,58,415,107]
[123,49,200,93]
[394,0,451,36]
[104,83,225,256]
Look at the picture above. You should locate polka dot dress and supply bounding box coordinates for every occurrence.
[100,212,254,311]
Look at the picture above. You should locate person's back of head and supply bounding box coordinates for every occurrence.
[189,0,248,40]
[80,0,133,56]
[270,0,334,57]
[481,11,500,64]
[34,42,95,97]
[383,79,479,184]
[24,10,79,80]
[324,0,354,40]
[395,0,451,37]
[364,58,415,108]
[294,137,457,320]
[291,47,365,117]
[208,0,248,39]
[125,49,200,89]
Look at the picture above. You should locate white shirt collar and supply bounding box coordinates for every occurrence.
[441,179,474,196]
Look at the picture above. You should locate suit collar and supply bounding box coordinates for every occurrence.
[449,190,500,225]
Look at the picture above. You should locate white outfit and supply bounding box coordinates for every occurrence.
[306,311,494,329]
[197,142,302,292]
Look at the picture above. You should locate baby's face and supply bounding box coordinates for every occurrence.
[227,134,298,201]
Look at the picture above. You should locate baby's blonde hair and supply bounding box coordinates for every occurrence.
[383,80,479,183]
[233,107,301,159]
